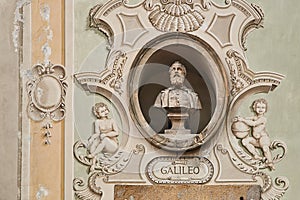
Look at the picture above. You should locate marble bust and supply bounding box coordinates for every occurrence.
[154,61,201,135]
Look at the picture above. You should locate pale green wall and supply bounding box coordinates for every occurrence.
[246,1,300,199]
[74,0,300,199]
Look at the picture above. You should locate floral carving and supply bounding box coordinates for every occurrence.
[145,0,205,32]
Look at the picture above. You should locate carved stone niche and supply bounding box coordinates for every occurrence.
[129,33,228,151]
[73,0,289,199]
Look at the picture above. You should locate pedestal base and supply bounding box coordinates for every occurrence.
[166,111,191,135]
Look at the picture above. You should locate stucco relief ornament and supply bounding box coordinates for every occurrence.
[226,50,283,97]
[231,99,287,170]
[145,0,205,32]
[74,102,120,172]
[74,0,290,199]
[74,102,145,173]
[75,50,127,95]
[26,62,67,144]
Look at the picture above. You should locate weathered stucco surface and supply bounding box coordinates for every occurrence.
[0,0,19,199]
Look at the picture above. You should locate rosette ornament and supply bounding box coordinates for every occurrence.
[147,0,204,32]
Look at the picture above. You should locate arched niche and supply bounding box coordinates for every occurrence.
[129,33,229,151]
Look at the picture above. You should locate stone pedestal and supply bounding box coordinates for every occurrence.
[165,108,191,135]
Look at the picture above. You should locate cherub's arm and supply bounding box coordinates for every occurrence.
[94,120,101,134]
[88,120,101,142]
[240,116,266,127]
[105,121,119,137]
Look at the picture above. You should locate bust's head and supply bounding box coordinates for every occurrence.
[169,61,186,87]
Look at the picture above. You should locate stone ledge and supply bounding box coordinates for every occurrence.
[114,185,261,200]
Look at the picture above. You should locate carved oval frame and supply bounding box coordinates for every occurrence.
[27,63,68,122]
[129,33,229,151]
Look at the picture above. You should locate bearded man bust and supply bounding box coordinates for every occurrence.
[154,61,201,110]
[154,61,201,135]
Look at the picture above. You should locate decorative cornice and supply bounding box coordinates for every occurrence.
[89,4,114,47]
[75,51,127,95]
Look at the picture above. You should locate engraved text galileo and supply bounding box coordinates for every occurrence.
[160,165,200,175]
[147,157,214,184]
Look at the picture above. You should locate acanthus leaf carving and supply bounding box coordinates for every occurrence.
[226,49,283,97]
[75,50,127,95]
[269,140,287,164]
[253,172,289,200]
[215,144,258,175]
[215,145,289,199]
[73,141,145,199]
[73,174,103,200]
[74,139,145,175]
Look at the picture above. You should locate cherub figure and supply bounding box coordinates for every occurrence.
[233,98,274,170]
[87,102,119,159]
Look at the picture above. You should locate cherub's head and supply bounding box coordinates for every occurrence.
[251,98,268,115]
[93,102,110,118]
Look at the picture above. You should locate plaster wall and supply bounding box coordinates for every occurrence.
[246,1,300,199]
[0,0,19,199]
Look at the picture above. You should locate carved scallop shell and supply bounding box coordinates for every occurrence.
[149,3,204,32]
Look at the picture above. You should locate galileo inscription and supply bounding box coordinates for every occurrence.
[147,157,214,184]
[160,165,201,175]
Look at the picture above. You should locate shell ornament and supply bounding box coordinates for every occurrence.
[147,0,204,32]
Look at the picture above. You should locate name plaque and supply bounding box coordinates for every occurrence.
[146,156,214,184]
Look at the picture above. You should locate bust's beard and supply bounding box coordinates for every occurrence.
[170,75,184,86]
